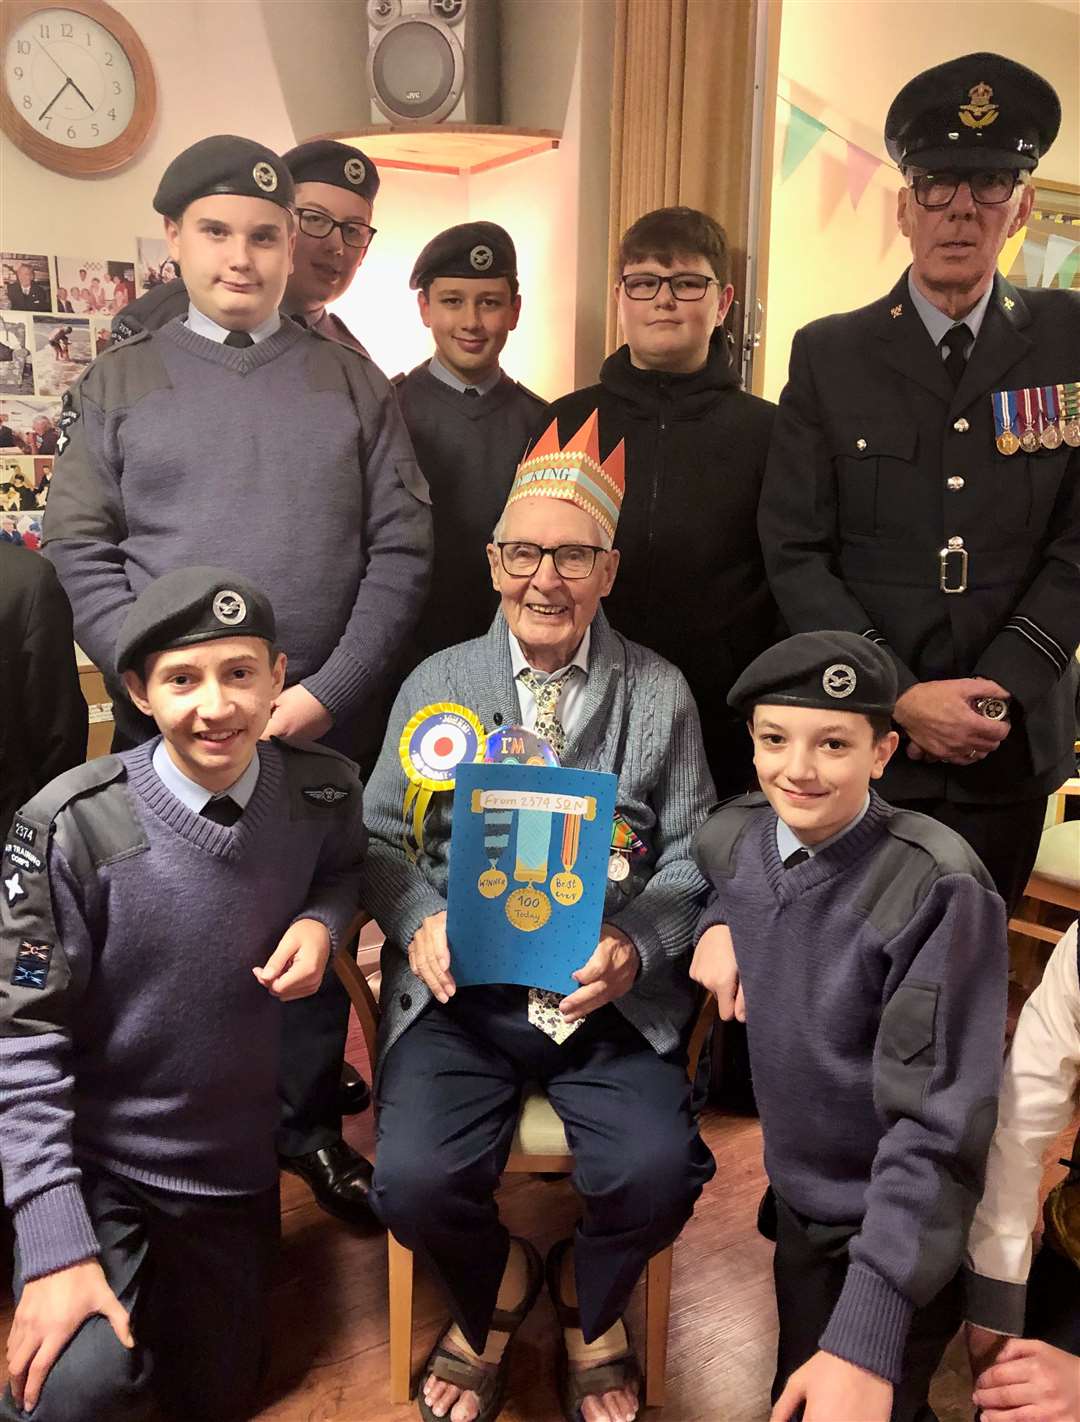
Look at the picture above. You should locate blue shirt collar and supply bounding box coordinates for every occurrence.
[775,793,871,862]
[906,271,992,351]
[152,737,260,814]
[428,353,502,397]
[185,303,282,344]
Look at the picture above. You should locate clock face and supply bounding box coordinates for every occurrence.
[5,6,135,149]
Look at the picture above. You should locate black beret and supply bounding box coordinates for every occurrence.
[110,278,189,341]
[728,632,898,718]
[410,221,517,290]
[282,140,380,204]
[885,53,1060,173]
[116,566,276,675]
[153,136,295,219]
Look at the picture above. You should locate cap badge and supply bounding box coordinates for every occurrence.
[470,243,494,272]
[212,590,247,625]
[252,161,278,192]
[822,663,857,698]
[959,82,998,129]
[344,156,366,186]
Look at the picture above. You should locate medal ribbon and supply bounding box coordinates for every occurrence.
[1020,386,1035,435]
[993,389,1016,439]
[1034,385,1047,437]
[514,805,551,885]
[1044,384,1060,427]
[561,812,581,874]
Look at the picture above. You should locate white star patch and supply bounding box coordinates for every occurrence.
[4,871,26,905]
[56,429,69,455]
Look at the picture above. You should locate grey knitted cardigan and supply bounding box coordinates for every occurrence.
[358,608,716,1075]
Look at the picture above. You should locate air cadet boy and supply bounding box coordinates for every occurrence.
[43,134,429,1230]
[0,567,366,1422]
[760,55,1080,913]
[111,138,382,353]
[690,631,1008,1422]
[395,221,547,660]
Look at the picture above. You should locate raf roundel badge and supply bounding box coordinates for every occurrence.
[212,589,247,625]
[822,663,857,699]
[469,244,494,272]
[344,156,366,186]
[253,161,279,193]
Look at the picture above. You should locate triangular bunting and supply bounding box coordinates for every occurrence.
[997,226,1027,279]
[781,105,827,182]
[1056,246,1080,292]
[845,143,881,210]
[1021,237,1044,290]
[1040,233,1079,289]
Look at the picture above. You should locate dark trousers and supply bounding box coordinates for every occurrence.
[1,1166,279,1422]
[371,986,716,1354]
[892,797,1045,916]
[769,1190,960,1422]
[276,966,352,1156]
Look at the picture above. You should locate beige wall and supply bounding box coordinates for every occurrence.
[762,0,1080,402]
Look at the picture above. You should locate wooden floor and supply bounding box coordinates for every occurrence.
[1,1004,1073,1421]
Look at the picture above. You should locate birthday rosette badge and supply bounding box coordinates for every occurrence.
[399,702,486,856]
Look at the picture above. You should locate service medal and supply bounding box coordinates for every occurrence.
[607,852,630,882]
[1020,427,1040,453]
[1060,383,1080,447]
[1019,389,1040,453]
[996,429,1020,455]
[1064,419,1080,448]
[1041,385,1063,449]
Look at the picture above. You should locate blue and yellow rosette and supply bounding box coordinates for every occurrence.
[399,702,486,859]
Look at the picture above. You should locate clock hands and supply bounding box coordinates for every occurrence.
[33,37,95,118]
[33,36,68,82]
[38,78,71,122]
[66,75,95,112]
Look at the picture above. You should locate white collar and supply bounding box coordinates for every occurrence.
[508,624,591,683]
[185,303,282,344]
[152,737,260,814]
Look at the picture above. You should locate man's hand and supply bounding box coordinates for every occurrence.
[7,1258,133,1413]
[263,684,333,742]
[894,678,1011,764]
[966,1321,1010,1378]
[253,917,331,1000]
[560,924,640,1023]
[689,924,745,1021]
[770,1350,893,1422]
[407,910,456,1004]
[973,1337,1080,1422]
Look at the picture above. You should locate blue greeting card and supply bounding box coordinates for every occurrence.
[446,762,618,994]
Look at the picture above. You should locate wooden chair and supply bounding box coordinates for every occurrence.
[333,930,718,1407]
[1007,775,1080,944]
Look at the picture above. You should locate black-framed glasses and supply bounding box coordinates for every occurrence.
[497,542,607,580]
[619,272,718,301]
[296,208,377,250]
[908,170,1019,210]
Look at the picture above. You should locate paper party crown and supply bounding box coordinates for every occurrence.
[503,411,626,543]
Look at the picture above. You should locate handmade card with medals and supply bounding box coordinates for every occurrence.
[446,761,618,994]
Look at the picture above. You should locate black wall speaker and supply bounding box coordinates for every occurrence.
[366,0,498,126]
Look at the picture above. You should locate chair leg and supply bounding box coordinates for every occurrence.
[644,1245,674,1408]
[388,1231,415,1403]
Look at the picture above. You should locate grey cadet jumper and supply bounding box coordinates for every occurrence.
[358,608,716,1074]
[42,317,432,738]
[0,737,365,1282]
[693,791,1008,1383]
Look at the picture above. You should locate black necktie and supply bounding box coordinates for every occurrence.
[224,330,254,349]
[940,323,970,388]
[290,313,308,329]
[463,386,480,399]
[200,797,242,827]
[782,847,811,870]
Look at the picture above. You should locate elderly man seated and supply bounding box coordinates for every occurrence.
[358,412,717,1422]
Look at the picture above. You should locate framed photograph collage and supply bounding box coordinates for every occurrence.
[0,242,157,550]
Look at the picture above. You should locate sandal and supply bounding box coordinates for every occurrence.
[546,1239,644,1422]
[417,1236,544,1422]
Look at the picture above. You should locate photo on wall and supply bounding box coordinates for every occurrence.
[32,316,91,397]
[0,314,34,395]
[90,317,114,356]
[0,396,62,455]
[34,456,54,508]
[55,257,137,317]
[136,236,179,295]
[0,253,53,313]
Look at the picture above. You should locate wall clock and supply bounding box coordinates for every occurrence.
[1,0,156,175]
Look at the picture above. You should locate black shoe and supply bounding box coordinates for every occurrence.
[279,1139,382,1232]
[339,1061,372,1116]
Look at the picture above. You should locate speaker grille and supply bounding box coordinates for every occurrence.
[370,18,463,122]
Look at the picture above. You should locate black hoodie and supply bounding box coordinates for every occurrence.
[536,335,777,795]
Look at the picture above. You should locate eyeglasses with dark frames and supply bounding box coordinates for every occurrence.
[296,208,377,250]
[497,542,608,580]
[619,272,718,301]
[907,170,1020,210]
